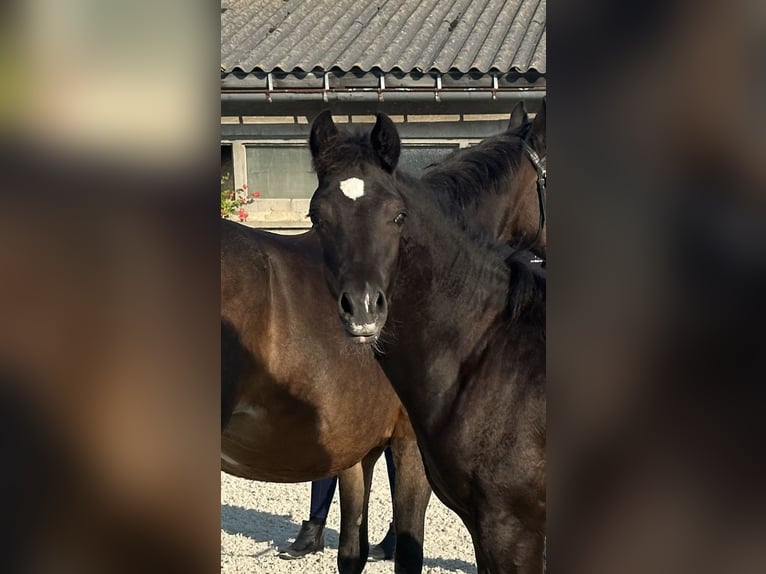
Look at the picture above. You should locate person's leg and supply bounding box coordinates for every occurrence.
[310,476,338,522]
[370,446,397,561]
[279,477,338,560]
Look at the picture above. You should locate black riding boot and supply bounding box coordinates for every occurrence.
[278,518,325,560]
[369,521,395,561]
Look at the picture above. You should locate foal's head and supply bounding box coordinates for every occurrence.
[308,111,406,344]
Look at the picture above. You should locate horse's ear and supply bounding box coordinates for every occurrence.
[371,113,401,172]
[530,98,546,149]
[509,101,529,131]
[309,110,339,160]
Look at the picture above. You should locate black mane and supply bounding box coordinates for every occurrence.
[422,122,531,220]
[505,248,546,326]
[396,174,545,330]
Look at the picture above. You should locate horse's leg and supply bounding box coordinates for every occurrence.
[337,448,381,574]
[471,537,491,574]
[478,514,544,574]
[337,462,364,574]
[390,413,432,574]
[360,448,383,566]
[510,527,545,574]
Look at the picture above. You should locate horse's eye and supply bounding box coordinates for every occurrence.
[393,213,406,226]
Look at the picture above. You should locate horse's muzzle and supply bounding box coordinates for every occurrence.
[337,284,387,343]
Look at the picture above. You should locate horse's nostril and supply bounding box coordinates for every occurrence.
[375,291,386,312]
[339,293,354,316]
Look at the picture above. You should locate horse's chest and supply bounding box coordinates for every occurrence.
[419,403,508,503]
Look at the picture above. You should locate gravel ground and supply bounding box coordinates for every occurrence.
[221,456,477,573]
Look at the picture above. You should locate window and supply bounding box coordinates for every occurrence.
[399,143,460,173]
[245,144,316,199]
[221,144,234,192]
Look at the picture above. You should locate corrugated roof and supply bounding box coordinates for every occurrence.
[221,0,546,76]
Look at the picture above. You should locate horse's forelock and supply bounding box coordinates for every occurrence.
[311,131,382,178]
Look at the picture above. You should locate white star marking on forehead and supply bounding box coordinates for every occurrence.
[339,177,365,200]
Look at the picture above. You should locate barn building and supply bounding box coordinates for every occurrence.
[221,0,546,231]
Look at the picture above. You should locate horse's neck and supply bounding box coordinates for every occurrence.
[472,192,515,241]
[421,147,542,247]
[381,198,509,428]
[439,181,514,241]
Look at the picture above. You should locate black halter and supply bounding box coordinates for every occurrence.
[523,139,547,251]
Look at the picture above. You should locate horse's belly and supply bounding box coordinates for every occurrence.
[220,402,376,482]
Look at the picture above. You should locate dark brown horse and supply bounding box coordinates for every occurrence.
[220,102,545,574]
[221,226,428,574]
[307,112,546,573]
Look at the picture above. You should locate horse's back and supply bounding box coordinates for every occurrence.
[221,220,316,286]
[221,221,324,321]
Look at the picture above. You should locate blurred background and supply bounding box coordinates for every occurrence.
[0,2,220,573]
[550,0,766,572]
[0,0,763,573]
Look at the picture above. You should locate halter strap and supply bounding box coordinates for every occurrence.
[523,140,547,249]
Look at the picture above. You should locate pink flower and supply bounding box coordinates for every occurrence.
[237,206,248,222]
[252,191,261,198]
[241,183,248,190]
